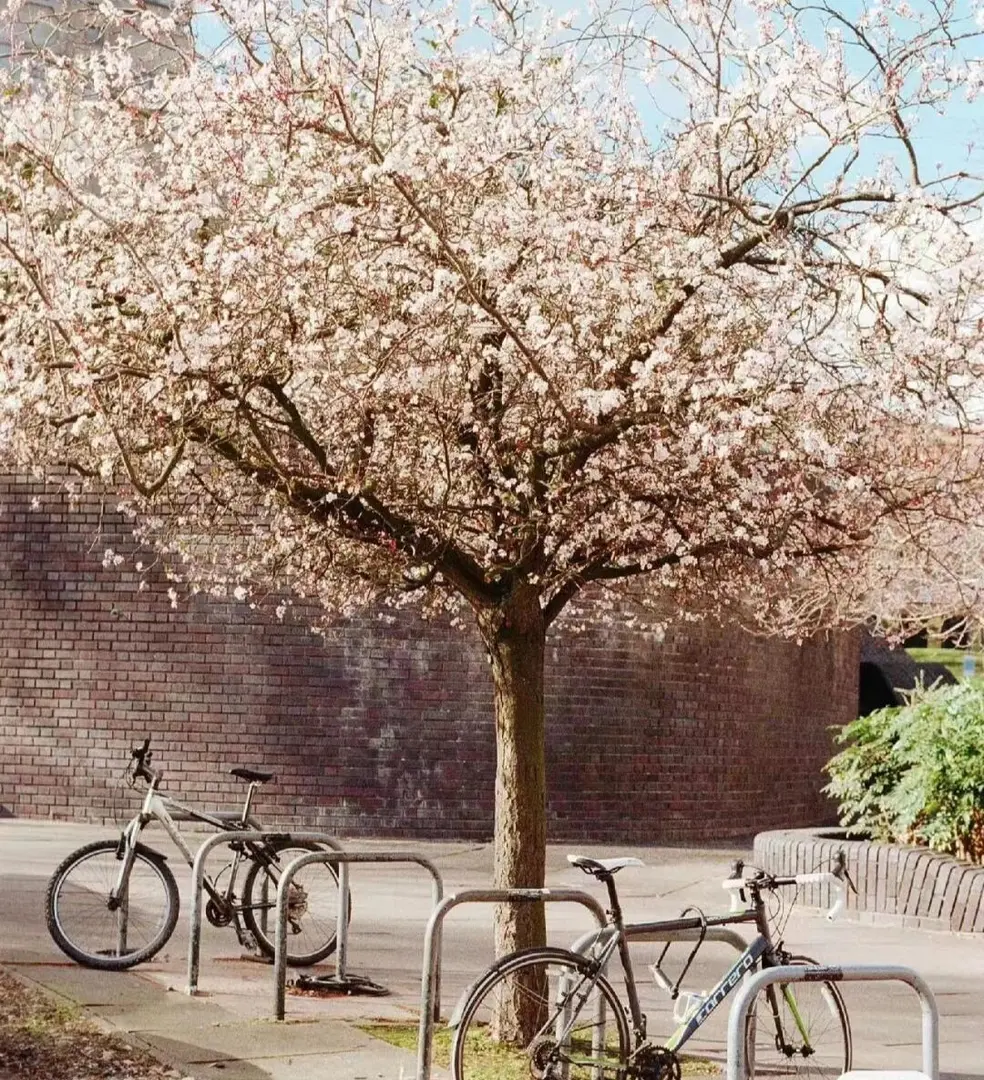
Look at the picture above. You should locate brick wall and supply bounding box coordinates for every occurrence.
[0,475,858,842]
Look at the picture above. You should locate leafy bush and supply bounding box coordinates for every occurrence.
[825,681,984,863]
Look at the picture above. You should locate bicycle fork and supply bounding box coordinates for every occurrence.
[109,820,146,956]
[762,983,815,1059]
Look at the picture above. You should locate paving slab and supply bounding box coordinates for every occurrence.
[131,1018,416,1079]
[244,1043,419,1080]
[87,996,244,1033]
[11,962,168,1007]
[139,1018,372,1058]
[125,1035,278,1080]
[127,1032,241,1069]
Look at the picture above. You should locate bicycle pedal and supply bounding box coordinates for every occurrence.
[236,930,260,954]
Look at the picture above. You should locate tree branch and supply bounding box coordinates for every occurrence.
[182,418,503,606]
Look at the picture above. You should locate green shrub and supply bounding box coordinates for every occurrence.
[824,680,984,863]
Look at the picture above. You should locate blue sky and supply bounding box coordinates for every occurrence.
[190,0,983,189]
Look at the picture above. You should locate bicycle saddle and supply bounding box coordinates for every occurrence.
[230,767,274,783]
[568,854,645,877]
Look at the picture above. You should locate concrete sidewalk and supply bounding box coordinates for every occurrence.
[2,819,983,1079]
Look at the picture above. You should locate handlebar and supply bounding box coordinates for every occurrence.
[723,853,854,921]
[130,738,161,785]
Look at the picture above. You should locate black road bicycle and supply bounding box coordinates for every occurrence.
[45,740,345,970]
[450,854,853,1080]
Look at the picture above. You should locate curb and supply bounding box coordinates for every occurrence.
[754,827,984,933]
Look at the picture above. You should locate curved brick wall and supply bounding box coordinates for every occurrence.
[755,828,984,932]
[0,476,858,842]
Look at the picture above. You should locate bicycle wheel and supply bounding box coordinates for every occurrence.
[241,841,344,966]
[744,955,852,1078]
[45,840,179,970]
[452,946,631,1080]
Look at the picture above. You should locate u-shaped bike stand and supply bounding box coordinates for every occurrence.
[417,890,610,1080]
[272,850,445,1021]
[185,829,345,995]
[725,964,940,1080]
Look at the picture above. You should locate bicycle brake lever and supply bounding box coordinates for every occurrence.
[833,850,858,894]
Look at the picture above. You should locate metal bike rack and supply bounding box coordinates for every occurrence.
[185,829,345,995]
[273,851,444,1021]
[726,964,940,1080]
[417,888,609,1080]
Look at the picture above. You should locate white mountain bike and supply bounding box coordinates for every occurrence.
[45,739,345,970]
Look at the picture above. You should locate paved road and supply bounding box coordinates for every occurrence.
[1,819,982,1078]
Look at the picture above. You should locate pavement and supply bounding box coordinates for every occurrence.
[1,818,983,1080]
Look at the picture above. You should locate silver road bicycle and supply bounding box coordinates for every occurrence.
[45,739,344,970]
[450,854,853,1080]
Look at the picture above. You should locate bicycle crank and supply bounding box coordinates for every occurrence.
[206,898,234,928]
[627,1045,682,1080]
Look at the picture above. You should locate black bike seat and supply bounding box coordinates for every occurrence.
[230,767,274,783]
[568,854,645,877]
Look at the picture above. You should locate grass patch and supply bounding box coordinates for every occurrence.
[906,647,981,682]
[358,1020,720,1077]
[357,1020,452,1067]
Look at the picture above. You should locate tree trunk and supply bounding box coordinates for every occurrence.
[476,583,548,1044]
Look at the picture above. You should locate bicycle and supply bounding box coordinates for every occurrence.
[45,739,345,971]
[450,854,853,1080]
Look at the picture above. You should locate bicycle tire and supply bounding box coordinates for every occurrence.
[451,946,631,1080]
[45,839,179,970]
[240,840,346,966]
[744,954,852,1078]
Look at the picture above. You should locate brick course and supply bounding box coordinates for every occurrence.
[0,476,858,841]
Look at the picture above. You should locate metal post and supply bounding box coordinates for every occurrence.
[417,889,608,1080]
[726,964,939,1080]
[186,829,344,995]
[336,863,350,979]
[273,851,444,1022]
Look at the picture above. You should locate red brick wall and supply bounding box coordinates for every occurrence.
[0,476,858,841]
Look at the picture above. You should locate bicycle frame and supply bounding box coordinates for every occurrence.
[570,908,765,1053]
[112,779,264,921]
[661,931,769,1052]
[555,900,816,1069]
